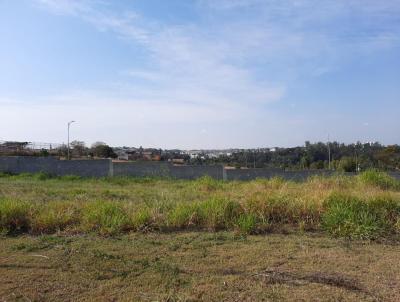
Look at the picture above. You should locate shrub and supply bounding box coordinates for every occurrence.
[82,201,131,235]
[167,203,200,229]
[235,213,257,234]
[194,176,224,191]
[34,172,53,181]
[198,198,242,230]
[321,193,399,239]
[31,202,80,234]
[395,218,400,233]
[131,207,153,230]
[358,170,399,190]
[0,199,31,234]
[60,175,82,181]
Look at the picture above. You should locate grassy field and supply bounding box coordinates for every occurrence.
[1,171,400,301]
[1,232,400,301]
[0,171,400,239]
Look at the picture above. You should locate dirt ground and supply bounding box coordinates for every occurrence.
[0,232,399,301]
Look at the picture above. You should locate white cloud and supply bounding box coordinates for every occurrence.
[35,0,285,106]
[8,0,398,147]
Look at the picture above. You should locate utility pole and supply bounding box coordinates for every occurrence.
[327,134,331,170]
[354,143,359,173]
[67,121,75,160]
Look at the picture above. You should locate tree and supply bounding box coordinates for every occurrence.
[70,140,86,157]
[91,142,117,158]
[338,157,357,172]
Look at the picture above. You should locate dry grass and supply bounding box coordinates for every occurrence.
[0,232,399,301]
[0,172,400,238]
[1,173,399,301]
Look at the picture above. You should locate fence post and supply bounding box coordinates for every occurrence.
[109,159,114,177]
[222,166,227,181]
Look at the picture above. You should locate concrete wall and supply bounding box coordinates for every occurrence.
[56,159,111,177]
[0,156,111,177]
[169,165,223,180]
[108,162,223,179]
[0,156,58,174]
[1,156,400,181]
[225,168,336,181]
[388,172,400,180]
[113,161,170,177]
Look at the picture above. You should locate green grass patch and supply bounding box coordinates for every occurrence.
[358,170,400,190]
[82,201,131,235]
[0,173,399,240]
[0,199,31,234]
[322,193,400,239]
[31,201,80,234]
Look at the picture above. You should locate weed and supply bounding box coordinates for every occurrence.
[358,170,399,190]
[0,199,31,234]
[131,207,153,230]
[82,201,131,235]
[34,172,54,181]
[31,201,80,234]
[60,175,82,181]
[198,198,242,230]
[321,193,394,239]
[0,174,399,239]
[167,203,200,229]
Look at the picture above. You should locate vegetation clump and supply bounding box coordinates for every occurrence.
[0,173,399,239]
[0,199,31,234]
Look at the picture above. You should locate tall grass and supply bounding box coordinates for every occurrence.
[81,201,131,235]
[358,170,400,190]
[0,199,31,234]
[0,173,399,239]
[31,201,80,234]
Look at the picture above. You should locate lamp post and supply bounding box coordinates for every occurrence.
[67,121,75,160]
[327,133,331,170]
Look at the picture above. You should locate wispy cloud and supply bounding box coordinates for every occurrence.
[36,0,285,108]
[7,0,398,147]
[35,0,400,104]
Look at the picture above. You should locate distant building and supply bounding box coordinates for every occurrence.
[170,158,185,165]
[115,150,129,161]
[127,149,161,161]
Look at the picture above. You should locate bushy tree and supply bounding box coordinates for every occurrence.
[90,142,117,159]
[338,157,357,172]
[70,140,87,157]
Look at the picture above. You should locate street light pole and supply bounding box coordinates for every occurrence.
[327,133,331,170]
[67,121,75,160]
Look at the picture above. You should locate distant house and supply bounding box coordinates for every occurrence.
[127,149,161,161]
[171,158,185,165]
[115,150,129,161]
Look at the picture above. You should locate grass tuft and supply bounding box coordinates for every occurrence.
[322,193,400,239]
[0,199,31,234]
[82,201,131,235]
[0,173,399,239]
[198,198,243,230]
[358,170,399,190]
[31,202,80,234]
[235,213,257,234]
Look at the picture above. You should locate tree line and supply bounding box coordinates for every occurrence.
[191,142,400,172]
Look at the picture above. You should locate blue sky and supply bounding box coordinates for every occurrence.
[0,0,399,149]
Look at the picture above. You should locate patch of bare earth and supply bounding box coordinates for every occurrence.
[0,233,399,301]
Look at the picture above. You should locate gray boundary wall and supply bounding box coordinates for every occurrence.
[388,172,400,180]
[0,156,111,177]
[1,156,400,181]
[169,165,223,180]
[225,169,337,181]
[113,162,170,177]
